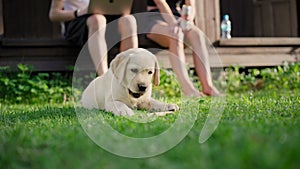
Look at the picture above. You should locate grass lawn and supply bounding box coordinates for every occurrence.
[0,89,299,169]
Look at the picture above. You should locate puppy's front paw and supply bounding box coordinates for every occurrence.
[166,103,179,111]
[106,102,134,116]
[150,99,180,112]
[113,107,134,116]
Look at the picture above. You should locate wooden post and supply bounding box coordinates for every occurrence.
[194,0,220,43]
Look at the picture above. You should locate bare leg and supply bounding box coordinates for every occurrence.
[185,27,221,96]
[168,36,203,96]
[87,15,108,76]
[118,15,138,51]
[147,23,203,97]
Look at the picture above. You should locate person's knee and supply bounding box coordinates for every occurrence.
[87,14,107,32]
[169,31,184,46]
[118,15,137,33]
[188,27,204,40]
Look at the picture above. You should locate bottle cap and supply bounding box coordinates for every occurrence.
[223,14,229,20]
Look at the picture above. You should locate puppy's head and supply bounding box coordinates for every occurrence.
[111,48,160,98]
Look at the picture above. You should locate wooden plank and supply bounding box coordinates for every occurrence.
[219,37,300,46]
[216,47,300,54]
[204,0,219,42]
[4,38,73,47]
[154,48,300,68]
[253,1,263,36]
[213,0,220,40]
[194,0,205,33]
[272,0,297,36]
[290,0,298,36]
[195,0,220,43]
[0,0,3,34]
[1,38,75,47]
[217,54,299,67]
[1,45,299,71]
[0,47,80,57]
[0,55,77,71]
[0,46,81,71]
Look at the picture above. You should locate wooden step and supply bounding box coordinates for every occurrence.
[219,38,300,46]
[155,48,300,68]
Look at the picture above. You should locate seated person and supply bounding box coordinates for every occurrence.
[49,0,138,75]
[146,0,222,96]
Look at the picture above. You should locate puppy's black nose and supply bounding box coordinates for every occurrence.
[138,84,147,92]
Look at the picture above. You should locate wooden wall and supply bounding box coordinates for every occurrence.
[0,0,221,44]
[253,0,297,37]
[1,0,298,71]
[220,0,298,37]
[0,0,3,35]
[2,0,61,40]
[220,0,255,37]
[0,0,76,71]
[1,0,148,42]
[1,0,299,42]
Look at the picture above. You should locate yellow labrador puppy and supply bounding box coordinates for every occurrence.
[81,48,179,116]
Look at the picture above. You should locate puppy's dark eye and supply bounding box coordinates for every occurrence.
[148,71,153,75]
[131,68,138,73]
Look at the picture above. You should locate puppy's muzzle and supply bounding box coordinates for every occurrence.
[128,89,144,98]
[138,84,147,92]
[128,83,147,98]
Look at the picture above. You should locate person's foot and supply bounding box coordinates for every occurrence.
[203,86,225,96]
[183,88,205,97]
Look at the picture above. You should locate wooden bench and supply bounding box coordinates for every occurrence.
[0,0,299,71]
[0,0,170,71]
[216,38,300,67]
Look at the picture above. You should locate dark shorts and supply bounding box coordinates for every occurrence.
[137,10,163,34]
[64,14,121,46]
[137,10,180,34]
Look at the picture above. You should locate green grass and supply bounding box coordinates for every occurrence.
[0,89,299,169]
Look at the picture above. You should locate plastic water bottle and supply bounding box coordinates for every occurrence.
[180,5,192,31]
[221,14,231,39]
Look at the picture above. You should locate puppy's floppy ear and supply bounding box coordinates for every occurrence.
[110,51,130,85]
[153,56,160,86]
